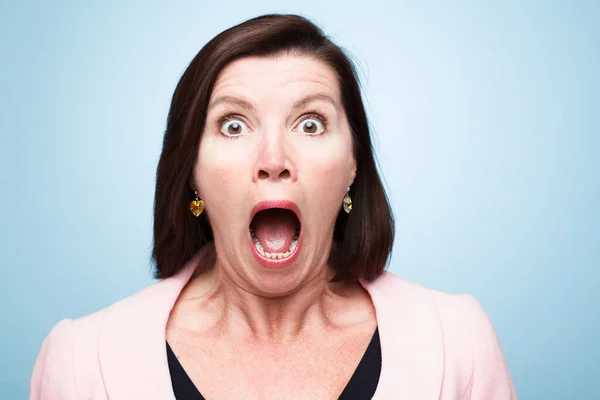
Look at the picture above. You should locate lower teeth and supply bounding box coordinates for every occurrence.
[251,231,298,259]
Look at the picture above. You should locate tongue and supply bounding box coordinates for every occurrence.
[252,209,297,253]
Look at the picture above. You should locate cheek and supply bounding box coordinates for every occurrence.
[298,136,354,212]
[194,137,252,221]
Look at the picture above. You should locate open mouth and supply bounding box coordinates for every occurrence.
[249,204,302,266]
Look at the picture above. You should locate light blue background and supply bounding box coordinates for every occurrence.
[1,1,598,398]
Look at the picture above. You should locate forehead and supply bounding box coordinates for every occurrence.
[211,54,341,101]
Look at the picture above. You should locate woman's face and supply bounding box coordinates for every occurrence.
[192,54,356,296]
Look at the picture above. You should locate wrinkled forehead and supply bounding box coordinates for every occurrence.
[210,54,342,107]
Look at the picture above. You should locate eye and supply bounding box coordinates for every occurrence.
[220,118,249,137]
[296,115,326,135]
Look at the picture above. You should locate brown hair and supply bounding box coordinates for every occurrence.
[153,14,394,281]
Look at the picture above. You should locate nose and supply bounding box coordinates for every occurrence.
[253,128,294,182]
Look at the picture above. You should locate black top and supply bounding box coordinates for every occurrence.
[167,327,381,399]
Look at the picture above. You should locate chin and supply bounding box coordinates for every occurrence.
[245,258,312,297]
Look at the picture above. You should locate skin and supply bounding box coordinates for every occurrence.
[166,54,377,399]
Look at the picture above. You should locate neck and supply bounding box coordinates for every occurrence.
[222,266,338,342]
[178,258,347,343]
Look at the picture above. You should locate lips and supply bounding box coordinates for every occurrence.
[248,200,303,268]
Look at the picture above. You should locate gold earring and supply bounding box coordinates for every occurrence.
[343,187,352,214]
[189,190,205,217]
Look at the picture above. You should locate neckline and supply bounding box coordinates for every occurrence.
[165,327,382,399]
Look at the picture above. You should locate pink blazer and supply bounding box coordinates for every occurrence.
[30,249,517,399]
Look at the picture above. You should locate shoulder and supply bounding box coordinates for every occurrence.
[43,276,169,339]
[366,270,479,354]
[30,310,110,399]
[368,270,496,329]
[30,248,208,399]
[38,274,175,341]
[367,270,517,399]
[44,266,188,337]
[369,270,505,356]
[366,269,475,316]
[30,279,172,399]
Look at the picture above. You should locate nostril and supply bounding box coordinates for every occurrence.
[258,169,290,180]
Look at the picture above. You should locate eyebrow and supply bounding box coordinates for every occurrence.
[207,96,255,112]
[292,93,339,111]
[207,93,339,113]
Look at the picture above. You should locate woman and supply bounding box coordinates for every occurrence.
[30,14,516,399]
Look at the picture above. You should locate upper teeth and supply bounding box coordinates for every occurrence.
[251,230,298,259]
